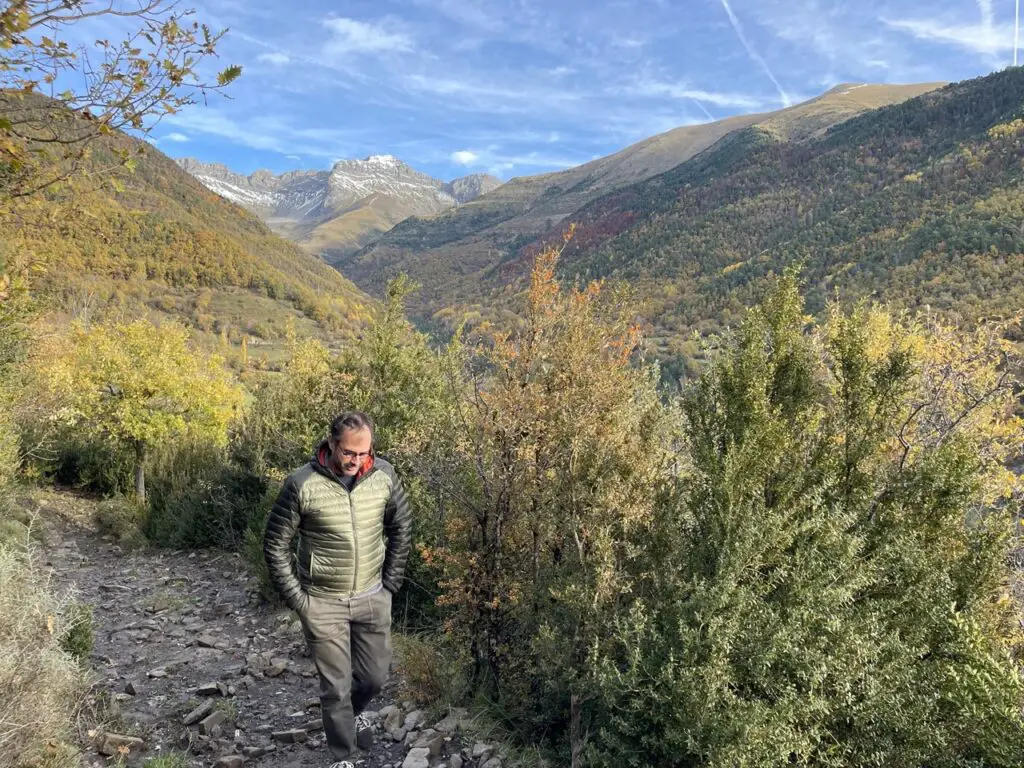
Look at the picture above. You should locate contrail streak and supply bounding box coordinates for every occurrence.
[1016,0,1020,66]
[692,99,716,121]
[718,0,791,107]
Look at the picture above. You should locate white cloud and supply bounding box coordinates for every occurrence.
[451,150,479,165]
[631,80,766,109]
[883,17,1013,58]
[165,110,362,160]
[164,132,190,142]
[323,17,414,56]
[257,52,291,65]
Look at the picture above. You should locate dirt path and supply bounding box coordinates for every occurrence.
[28,490,483,768]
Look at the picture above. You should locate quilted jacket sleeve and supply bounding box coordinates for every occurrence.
[381,465,413,594]
[263,475,307,613]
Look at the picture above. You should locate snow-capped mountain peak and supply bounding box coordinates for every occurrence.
[176,155,503,258]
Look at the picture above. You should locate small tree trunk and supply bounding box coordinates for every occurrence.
[134,440,146,503]
[570,692,586,768]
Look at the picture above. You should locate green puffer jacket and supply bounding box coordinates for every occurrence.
[263,441,412,612]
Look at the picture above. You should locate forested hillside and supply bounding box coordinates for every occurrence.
[346,70,1024,381]
[545,67,1024,366]
[340,81,944,330]
[0,104,375,356]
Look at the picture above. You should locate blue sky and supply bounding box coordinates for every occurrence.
[140,0,1022,181]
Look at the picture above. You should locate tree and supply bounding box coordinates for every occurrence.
[0,0,241,199]
[32,318,244,501]
[587,274,1024,767]
[427,239,678,762]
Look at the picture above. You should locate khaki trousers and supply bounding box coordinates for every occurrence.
[300,586,393,760]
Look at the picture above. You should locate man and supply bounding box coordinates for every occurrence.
[264,411,412,768]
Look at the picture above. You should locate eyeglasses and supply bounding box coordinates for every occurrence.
[339,449,371,460]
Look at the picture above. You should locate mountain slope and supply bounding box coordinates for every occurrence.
[368,68,1024,382]
[0,116,376,357]
[341,81,946,316]
[551,68,1024,349]
[178,156,502,259]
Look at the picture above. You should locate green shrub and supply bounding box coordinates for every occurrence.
[585,276,1024,767]
[145,438,270,552]
[145,439,268,550]
[240,480,282,606]
[0,502,42,549]
[49,432,135,496]
[94,494,146,547]
[58,601,94,664]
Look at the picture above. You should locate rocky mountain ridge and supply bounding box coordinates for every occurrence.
[176,156,502,259]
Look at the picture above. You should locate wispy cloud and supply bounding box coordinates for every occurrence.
[322,17,414,56]
[883,17,1013,58]
[166,110,362,160]
[977,0,995,37]
[445,146,582,176]
[257,51,290,65]
[630,80,767,108]
[718,0,792,106]
[162,0,1011,181]
[164,132,190,142]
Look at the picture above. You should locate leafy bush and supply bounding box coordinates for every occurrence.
[393,632,466,709]
[144,439,268,550]
[94,494,146,548]
[58,601,94,664]
[426,244,679,754]
[584,275,1024,767]
[48,433,135,497]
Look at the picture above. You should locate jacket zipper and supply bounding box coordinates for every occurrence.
[348,487,359,593]
[346,468,376,593]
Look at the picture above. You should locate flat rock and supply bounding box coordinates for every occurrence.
[183,700,215,725]
[199,710,228,736]
[382,705,404,734]
[402,747,431,768]
[413,729,444,757]
[271,728,308,744]
[98,733,145,757]
[473,742,495,760]
[215,756,244,768]
[196,681,230,697]
[264,659,288,677]
[433,708,470,734]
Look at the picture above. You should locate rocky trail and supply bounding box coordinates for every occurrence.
[29,491,499,768]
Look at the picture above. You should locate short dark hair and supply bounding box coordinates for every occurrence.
[330,411,375,442]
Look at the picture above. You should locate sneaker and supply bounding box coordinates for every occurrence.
[355,713,374,749]
[328,762,354,768]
